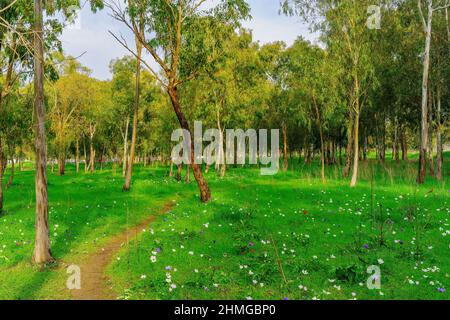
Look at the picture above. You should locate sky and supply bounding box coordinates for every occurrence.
[60,0,316,80]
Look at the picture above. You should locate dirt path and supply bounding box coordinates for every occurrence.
[71,201,173,300]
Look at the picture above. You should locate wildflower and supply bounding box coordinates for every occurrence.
[363,244,369,249]
[165,266,172,271]
[377,259,384,265]
[437,288,446,293]
[150,255,157,263]
[248,242,254,247]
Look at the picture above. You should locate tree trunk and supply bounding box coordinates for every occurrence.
[350,112,360,187]
[5,156,14,190]
[122,116,129,177]
[418,1,432,184]
[168,86,211,202]
[123,37,143,192]
[428,90,434,176]
[100,147,105,171]
[363,134,368,162]
[216,108,225,177]
[282,123,288,171]
[393,116,400,163]
[177,164,182,182]
[75,139,80,173]
[313,101,325,183]
[436,86,442,180]
[185,164,190,183]
[83,141,88,173]
[400,126,408,161]
[58,154,65,176]
[33,0,53,264]
[89,134,95,174]
[343,117,354,178]
[220,161,226,177]
[350,76,361,187]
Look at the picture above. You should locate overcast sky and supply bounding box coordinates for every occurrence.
[60,0,316,80]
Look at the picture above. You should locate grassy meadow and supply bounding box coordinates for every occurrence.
[0,155,448,300]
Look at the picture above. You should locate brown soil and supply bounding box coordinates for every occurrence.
[71,201,173,300]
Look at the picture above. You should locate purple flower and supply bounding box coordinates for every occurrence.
[282,297,289,301]
[363,244,369,249]
[437,287,446,293]
[165,266,172,271]
[156,247,161,253]
[248,242,254,247]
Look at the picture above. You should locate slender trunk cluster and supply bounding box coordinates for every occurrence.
[123,37,143,192]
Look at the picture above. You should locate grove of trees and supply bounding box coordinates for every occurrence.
[0,0,448,264]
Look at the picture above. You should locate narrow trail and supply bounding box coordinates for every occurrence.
[71,201,173,300]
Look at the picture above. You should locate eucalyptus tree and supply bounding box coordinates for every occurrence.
[416,0,450,184]
[30,0,103,263]
[107,0,250,202]
[282,0,377,186]
[110,56,136,175]
[282,38,341,181]
[48,55,93,175]
[259,41,291,171]
[181,29,271,176]
[122,2,145,192]
[0,4,18,212]
[430,6,450,180]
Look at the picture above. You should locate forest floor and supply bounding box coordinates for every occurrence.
[0,154,448,300]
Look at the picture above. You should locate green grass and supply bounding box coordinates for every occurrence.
[0,164,181,299]
[0,155,448,300]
